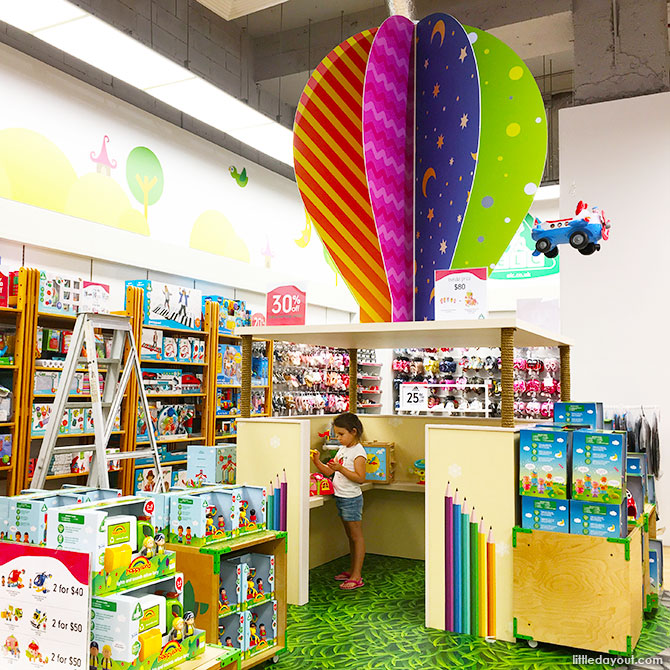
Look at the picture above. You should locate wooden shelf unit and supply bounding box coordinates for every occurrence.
[166,530,287,668]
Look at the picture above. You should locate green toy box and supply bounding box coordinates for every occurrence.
[571,430,626,503]
[519,427,569,499]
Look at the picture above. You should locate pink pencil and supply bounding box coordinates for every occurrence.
[445,481,453,631]
[280,469,288,532]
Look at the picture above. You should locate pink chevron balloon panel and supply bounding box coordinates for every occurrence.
[362,15,415,322]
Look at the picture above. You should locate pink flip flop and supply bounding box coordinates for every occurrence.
[334,571,351,582]
[339,578,364,591]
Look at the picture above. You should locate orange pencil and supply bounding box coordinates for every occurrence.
[478,517,486,635]
[487,526,496,638]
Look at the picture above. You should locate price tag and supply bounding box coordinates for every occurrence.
[266,285,306,326]
[434,268,488,320]
[0,543,90,669]
[399,384,429,411]
[251,312,266,327]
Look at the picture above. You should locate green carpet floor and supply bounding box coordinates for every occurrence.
[269,554,670,669]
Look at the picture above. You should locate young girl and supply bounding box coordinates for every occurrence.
[312,412,367,591]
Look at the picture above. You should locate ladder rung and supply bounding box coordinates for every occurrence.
[64,401,114,409]
[77,358,122,365]
[54,445,99,455]
[109,450,156,461]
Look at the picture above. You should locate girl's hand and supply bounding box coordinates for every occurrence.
[327,459,342,472]
[310,449,320,464]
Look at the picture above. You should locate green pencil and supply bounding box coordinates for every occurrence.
[470,507,479,636]
[267,484,274,530]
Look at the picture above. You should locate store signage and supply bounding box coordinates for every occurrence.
[399,384,429,412]
[490,214,560,280]
[434,268,488,320]
[0,543,90,668]
[266,285,306,326]
[251,312,266,327]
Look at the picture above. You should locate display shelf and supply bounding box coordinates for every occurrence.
[141,359,206,367]
[241,644,282,669]
[358,390,381,394]
[215,434,237,440]
[0,421,14,427]
[146,392,206,398]
[37,311,78,321]
[218,384,241,389]
[30,468,121,482]
[359,375,381,380]
[358,361,382,367]
[0,465,13,472]
[0,306,19,314]
[34,365,108,372]
[155,434,204,444]
[252,385,269,389]
[180,645,241,670]
[148,324,207,336]
[0,364,18,370]
[216,413,241,419]
[30,430,125,439]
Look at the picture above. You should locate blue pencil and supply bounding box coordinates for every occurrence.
[452,489,462,633]
[461,500,471,634]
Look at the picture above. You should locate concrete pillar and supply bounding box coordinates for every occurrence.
[572,0,670,105]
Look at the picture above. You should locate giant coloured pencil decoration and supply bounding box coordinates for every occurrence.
[452,490,462,632]
[460,500,470,635]
[444,482,453,631]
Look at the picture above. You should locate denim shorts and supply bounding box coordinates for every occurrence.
[335,495,363,522]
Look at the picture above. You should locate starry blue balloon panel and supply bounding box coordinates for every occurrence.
[414,13,481,321]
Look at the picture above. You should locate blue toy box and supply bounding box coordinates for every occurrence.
[553,402,603,429]
[363,442,395,483]
[244,600,278,660]
[519,427,569,499]
[218,344,242,385]
[126,280,202,332]
[570,500,626,538]
[571,430,626,504]
[219,611,246,653]
[521,496,569,533]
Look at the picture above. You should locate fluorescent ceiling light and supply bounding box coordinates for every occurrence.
[1,0,294,165]
[534,184,560,201]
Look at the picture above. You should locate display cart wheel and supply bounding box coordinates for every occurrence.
[569,230,588,249]
[535,238,552,254]
[272,655,280,664]
[527,640,538,648]
[544,247,559,259]
[579,243,596,255]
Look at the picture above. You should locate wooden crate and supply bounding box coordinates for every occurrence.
[167,530,287,669]
[513,525,643,654]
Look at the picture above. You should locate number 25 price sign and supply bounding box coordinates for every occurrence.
[399,384,429,412]
[266,285,306,326]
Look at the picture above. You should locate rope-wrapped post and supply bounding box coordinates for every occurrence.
[241,335,252,418]
[559,345,571,402]
[500,328,516,428]
[349,348,358,413]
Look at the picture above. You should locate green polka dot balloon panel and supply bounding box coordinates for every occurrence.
[449,26,547,272]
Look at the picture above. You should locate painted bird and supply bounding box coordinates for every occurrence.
[229,165,248,187]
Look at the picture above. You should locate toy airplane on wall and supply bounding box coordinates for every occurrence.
[532,201,611,258]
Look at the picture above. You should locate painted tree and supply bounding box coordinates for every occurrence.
[126,146,164,221]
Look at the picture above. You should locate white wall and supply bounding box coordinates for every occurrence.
[559,92,670,540]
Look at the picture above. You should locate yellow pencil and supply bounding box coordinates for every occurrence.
[478,518,487,635]
[487,526,496,638]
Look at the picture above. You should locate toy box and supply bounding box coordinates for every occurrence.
[0,385,10,422]
[143,368,181,394]
[218,345,242,385]
[169,488,241,546]
[90,572,205,669]
[38,271,83,315]
[191,338,205,364]
[181,373,203,394]
[177,339,192,363]
[244,600,278,659]
[570,500,626,538]
[217,387,240,416]
[81,281,110,313]
[224,553,275,611]
[141,328,163,360]
[0,434,11,465]
[203,295,249,334]
[0,487,120,545]
[126,280,202,331]
[553,402,603,429]
[521,496,569,533]
[186,445,236,485]
[236,485,267,535]
[135,466,172,494]
[143,485,223,534]
[172,469,189,488]
[647,475,656,505]
[519,428,569,499]
[649,539,663,595]
[0,270,9,307]
[156,403,195,437]
[571,430,626,503]
[163,337,178,361]
[46,496,176,596]
[362,441,395,483]
[219,611,246,653]
[219,560,245,616]
[626,452,648,479]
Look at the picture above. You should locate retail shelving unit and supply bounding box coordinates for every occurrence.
[357,350,383,414]
[166,529,287,668]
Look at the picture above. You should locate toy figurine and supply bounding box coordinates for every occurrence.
[154,533,166,556]
[140,536,156,559]
[217,515,225,530]
[259,623,267,643]
[256,577,264,595]
[205,514,215,535]
[185,527,192,545]
[247,576,258,600]
[249,509,257,524]
[101,644,112,670]
[177,526,184,543]
[89,641,99,670]
[183,611,195,638]
[168,617,185,642]
[219,587,229,608]
[225,637,233,647]
[239,501,249,527]
[248,622,259,647]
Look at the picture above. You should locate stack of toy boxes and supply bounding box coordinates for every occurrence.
[0,486,120,545]
[203,295,251,334]
[625,452,647,525]
[143,485,224,536]
[519,427,570,533]
[570,430,627,538]
[142,328,205,364]
[168,485,266,546]
[552,402,604,429]
[186,445,236,486]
